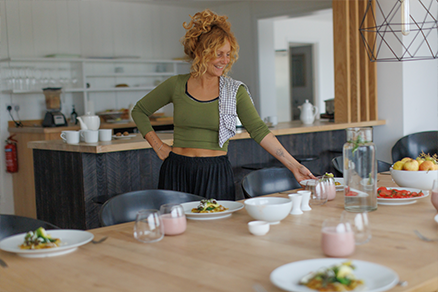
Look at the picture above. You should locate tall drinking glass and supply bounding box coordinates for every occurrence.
[343,127,377,212]
[133,209,164,243]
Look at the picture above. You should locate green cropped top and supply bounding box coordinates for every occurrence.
[131,74,270,152]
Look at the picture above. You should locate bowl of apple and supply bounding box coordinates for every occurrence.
[390,155,438,190]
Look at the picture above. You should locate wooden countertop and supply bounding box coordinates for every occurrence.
[8,120,171,134]
[1,174,436,292]
[27,119,386,154]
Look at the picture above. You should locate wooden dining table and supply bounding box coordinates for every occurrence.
[1,174,437,292]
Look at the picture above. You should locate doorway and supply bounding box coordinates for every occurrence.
[290,45,314,121]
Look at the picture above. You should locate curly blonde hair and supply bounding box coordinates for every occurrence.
[181,9,239,78]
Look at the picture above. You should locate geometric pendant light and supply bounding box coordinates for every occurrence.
[359,0,438,61]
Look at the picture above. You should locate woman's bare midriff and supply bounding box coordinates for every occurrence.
[172,147,227,157]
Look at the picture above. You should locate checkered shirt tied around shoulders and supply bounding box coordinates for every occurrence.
[218,76,254,148]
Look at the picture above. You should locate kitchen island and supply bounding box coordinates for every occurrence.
[28,120,385,229]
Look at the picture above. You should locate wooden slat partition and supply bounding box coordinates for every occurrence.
[333,0,377,123]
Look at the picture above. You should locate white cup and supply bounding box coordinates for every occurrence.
[60,131,80,144]
[288,194,303,215]
[81,130,99,143]
[298,190,312,211]
[248,221,270,236]
[99,129,112,142]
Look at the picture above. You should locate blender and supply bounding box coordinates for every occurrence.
[42,87,68,127]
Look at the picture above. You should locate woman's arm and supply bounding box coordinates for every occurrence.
[145,131,172,161]
[259,133,316,182]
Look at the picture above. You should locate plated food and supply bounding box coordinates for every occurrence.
[191,198,228,213]
[377,187,429,205]
[270,258,399,292]
[181,200,244,220]
[377,187,425,199]
[299,261,364,291]
[0,230,94,258]
[20,227,60,250]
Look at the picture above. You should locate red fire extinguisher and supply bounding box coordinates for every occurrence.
[5,135,18,173]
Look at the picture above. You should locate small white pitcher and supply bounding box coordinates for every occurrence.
[298,100,318,125]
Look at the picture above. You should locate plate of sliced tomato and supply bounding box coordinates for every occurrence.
[377,187,429,205]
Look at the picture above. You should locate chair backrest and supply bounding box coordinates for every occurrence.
[99,189,205,227]
[0,214,60,240]
[331,156,392,174]
[391,131,438,163]
[241,167,301,198]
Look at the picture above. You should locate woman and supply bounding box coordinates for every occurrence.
[131,9,315,200]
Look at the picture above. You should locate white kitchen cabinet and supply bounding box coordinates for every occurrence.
[0,57,190,113]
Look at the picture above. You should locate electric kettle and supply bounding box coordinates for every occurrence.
[77,112,100,131]
[298,100,318,125]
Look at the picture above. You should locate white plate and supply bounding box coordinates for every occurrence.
[270,258,399,292]
[434,214,438,224]
[300,178,344,191]
[0,230,94,258]
[181,200,244,220]
[334,177,344,191]
[112,134,136,139]
[378,200,417,206]
[377,187,429,205]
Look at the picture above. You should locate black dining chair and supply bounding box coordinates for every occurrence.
[0,214,60,240]
[98,189,205,227]
[241,167,302,198]
[391,131,438,163]
[331,156,392,174]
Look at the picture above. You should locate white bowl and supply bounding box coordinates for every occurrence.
[248,221,270,236]
[244,197,292,225]
[390,168,438,190]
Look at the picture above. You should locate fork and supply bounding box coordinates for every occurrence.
[414,230,438,242]
[0,258,8,268]
[92,236,108,244]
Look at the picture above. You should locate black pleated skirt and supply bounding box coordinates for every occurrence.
[158,152,235,201]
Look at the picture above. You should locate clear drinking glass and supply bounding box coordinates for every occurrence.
[159,204,187,236]
[133,209,164,243]
[340,211,371,245]
[343,127,377,212]
[304,178,328,206]
[431,180,438,212]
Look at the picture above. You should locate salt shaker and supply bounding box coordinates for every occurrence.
[298,190,312,211]
[288,194,303,215]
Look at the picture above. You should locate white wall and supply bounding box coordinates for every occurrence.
[273,9,334,121]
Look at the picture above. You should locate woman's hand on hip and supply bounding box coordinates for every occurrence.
[157,143,172,160]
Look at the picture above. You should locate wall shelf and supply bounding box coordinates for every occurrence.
[0,57,189,112]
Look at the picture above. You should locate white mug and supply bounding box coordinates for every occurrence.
[99,129,112,142]
[81,130,99,143]
[60,131,80,144]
